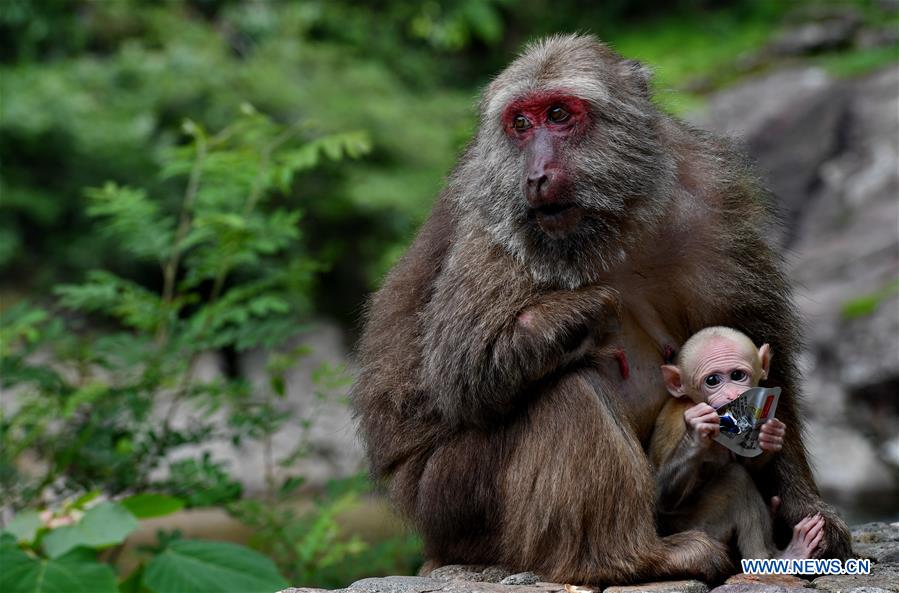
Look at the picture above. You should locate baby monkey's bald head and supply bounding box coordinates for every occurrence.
[661,327,771,409]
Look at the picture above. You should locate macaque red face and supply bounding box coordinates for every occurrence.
[661,328,771,409]
[502,92,590,236]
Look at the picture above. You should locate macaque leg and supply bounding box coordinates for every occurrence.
[670,464,778,560]
[502,371,731,584]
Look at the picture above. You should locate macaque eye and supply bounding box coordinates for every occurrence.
[731,370,747,381]
[704,375,721,387]
[512,115,532,131]
[547,105,570,123]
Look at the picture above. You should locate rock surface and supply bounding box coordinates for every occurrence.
[151,319,365,493]
[811,561,899,592]
[279,517,899,593]
[853,523,899,563]
[604,581,708,593]
[280,563,898,593]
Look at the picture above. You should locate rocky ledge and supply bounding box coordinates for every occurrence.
[280,523,899,593]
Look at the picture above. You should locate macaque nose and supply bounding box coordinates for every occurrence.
[526,170,556,207]
[527,171,550,194]
[723,388,743,402]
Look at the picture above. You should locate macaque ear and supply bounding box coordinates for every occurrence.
[621,59,653,96]
[758,343,772,380]
[660,364,686,397]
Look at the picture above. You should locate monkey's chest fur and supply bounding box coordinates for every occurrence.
[596,295,680,443]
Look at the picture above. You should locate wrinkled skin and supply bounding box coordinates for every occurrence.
[352,34,853,585]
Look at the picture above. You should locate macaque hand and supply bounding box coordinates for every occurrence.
[759,417,786,452]
[683,403,720,445]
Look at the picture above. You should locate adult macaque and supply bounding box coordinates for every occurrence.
[651,327,825,560]
[352,34,851,584]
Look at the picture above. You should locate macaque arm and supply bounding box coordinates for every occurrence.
[419,236,617,427]
[649,400,712,511]
[351,196,456,478]
[741,419,785,470]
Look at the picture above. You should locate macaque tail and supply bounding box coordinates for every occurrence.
[651,530,733,582]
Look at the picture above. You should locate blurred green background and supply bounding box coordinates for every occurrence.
[4,0,894,321]
[1,1,896,591]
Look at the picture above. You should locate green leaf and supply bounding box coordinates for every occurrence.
[63,383,109,418]
[55,270,164,332]
[144,539,287,593]
[42,502,139,559]
[5,510,41,544]
[840,279,899,320]
[121,494,185,519]
[71,491,102,510]
[0,546,118,593]
[84,182,175,261]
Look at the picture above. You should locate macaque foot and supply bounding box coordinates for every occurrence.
[779,513,825,559]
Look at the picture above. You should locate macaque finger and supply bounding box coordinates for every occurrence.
[761,421,786,437]
[685,404,715,421]
[759,433,783,444]
[699,424,720,438]
[792,516,812,533]
[760,442,782,452]
[805,515,825,546]
[699,412,720,426]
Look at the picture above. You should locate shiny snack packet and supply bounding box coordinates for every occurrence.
[714,386,781,457]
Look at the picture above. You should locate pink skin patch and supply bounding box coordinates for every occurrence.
[517,310,536,329]
[663,344,676,364]
[503,91,591,237]
[501,91,590,143]
[614,349,630,380]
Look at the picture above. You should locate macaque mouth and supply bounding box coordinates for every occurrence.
[534,202,575,216]
[530,201,583,234]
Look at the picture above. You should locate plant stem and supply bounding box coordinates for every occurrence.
[157,130,208,345]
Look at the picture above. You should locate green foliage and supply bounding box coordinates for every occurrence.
[0,106,391,588]
[230,475,422,587]
[3,0,891,588]
[0,0,474,302]
[0,497,286,593]
[42,502,139,559]
[5,0,892,301]
[841,278,899,320]
[0,546,119,593]
[144,539,287,593]
[2,106,366,506]
[119,494,185,520]
[5,511,41,545]
[817,45,899,78]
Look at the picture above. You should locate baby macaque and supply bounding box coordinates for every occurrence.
[649,326,824,560]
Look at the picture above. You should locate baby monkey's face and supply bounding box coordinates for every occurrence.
[661,328,772,409]
[687,337,761,408]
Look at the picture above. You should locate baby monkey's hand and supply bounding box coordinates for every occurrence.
[759,417,786,452]
[683,403,720,446]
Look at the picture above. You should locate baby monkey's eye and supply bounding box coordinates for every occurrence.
[704,375,721,387]
[731,370,747,381]
[512,115,531,130]
[547,105,570,123]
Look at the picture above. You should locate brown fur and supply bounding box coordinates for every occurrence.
[352,34,851,585]
[650,399,780,559]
